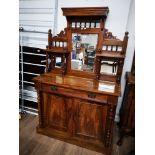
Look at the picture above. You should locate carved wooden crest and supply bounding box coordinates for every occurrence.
[103,29,117,39]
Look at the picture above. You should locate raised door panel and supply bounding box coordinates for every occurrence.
[73,99,107,142]
[42,92,71,132]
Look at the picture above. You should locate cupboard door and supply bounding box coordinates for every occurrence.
[73,99,107,142]
[42,92,71,132]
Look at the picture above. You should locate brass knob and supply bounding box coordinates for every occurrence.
[51,85,57,91]
[88,92,96,99]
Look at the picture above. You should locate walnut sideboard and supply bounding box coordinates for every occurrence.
[33,73,120,155]
[33,7,128,155]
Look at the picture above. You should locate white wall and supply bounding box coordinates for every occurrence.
[57,0,131,39]
[115,0,135,121]
[19,0,58,48]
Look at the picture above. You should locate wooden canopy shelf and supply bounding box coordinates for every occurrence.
[62,7,109,17]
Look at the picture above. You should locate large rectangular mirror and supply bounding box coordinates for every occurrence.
[71,33,98,72]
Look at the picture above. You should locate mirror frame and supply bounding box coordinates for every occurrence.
[67,28,103,78]
[71,33,98,73]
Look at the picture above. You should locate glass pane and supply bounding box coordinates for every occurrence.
[71,33,98,72]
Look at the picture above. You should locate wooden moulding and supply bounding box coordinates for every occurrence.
[33,73,121,97]
[45,48,68,54]
[96,51,125,59]
[103,39,123,46]
[62,7,109,17]
[36,125,108,154]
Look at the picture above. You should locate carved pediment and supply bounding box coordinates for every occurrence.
[52,28,67,41]
[103,29,117,39]
[57,28,67,37]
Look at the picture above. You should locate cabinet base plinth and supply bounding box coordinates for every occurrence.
[36,125,111,155]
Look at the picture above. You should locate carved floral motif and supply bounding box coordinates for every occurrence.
[103,29,117,39]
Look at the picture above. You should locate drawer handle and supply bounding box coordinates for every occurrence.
[51,85,57,91]
[88,92,96,99]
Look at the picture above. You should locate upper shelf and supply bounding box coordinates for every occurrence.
[46,29,68,54]
[45,47,68,54]
[96,51,125,59]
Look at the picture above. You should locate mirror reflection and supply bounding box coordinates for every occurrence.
[71,33,98,72]
[55,57,62,68]
[100,61,118,75]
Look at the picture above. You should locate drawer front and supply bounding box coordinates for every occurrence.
[41,84,108,104]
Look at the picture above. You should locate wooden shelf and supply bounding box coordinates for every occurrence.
[45,48,68,54]
[96,51,125,59]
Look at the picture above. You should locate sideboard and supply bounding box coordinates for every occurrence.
[33,7,128,155]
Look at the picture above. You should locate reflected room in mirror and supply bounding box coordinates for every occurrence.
[55,56,62,68]
[100,60,118,75]
[71,33,98,72]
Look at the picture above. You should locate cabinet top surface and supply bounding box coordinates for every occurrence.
[33,73,121,96]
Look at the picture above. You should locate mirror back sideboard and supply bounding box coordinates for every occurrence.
[33,7,128,155]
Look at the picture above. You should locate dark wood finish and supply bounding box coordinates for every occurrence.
[62,7,109,17]
[117,72,135,146]
[33,7,129,155]
[45,29,68,76]
[33,73,119,155]
[96,31,129,82]
[96,51,125,59]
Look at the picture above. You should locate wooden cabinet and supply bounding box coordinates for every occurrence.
[34,74,119,154]
[117,72,135,146]
[33,7,129,155]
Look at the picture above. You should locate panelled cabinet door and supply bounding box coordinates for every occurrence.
[42,92,72,132]
[73,99,108,143]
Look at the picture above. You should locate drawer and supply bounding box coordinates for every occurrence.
[41,84,108,104]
